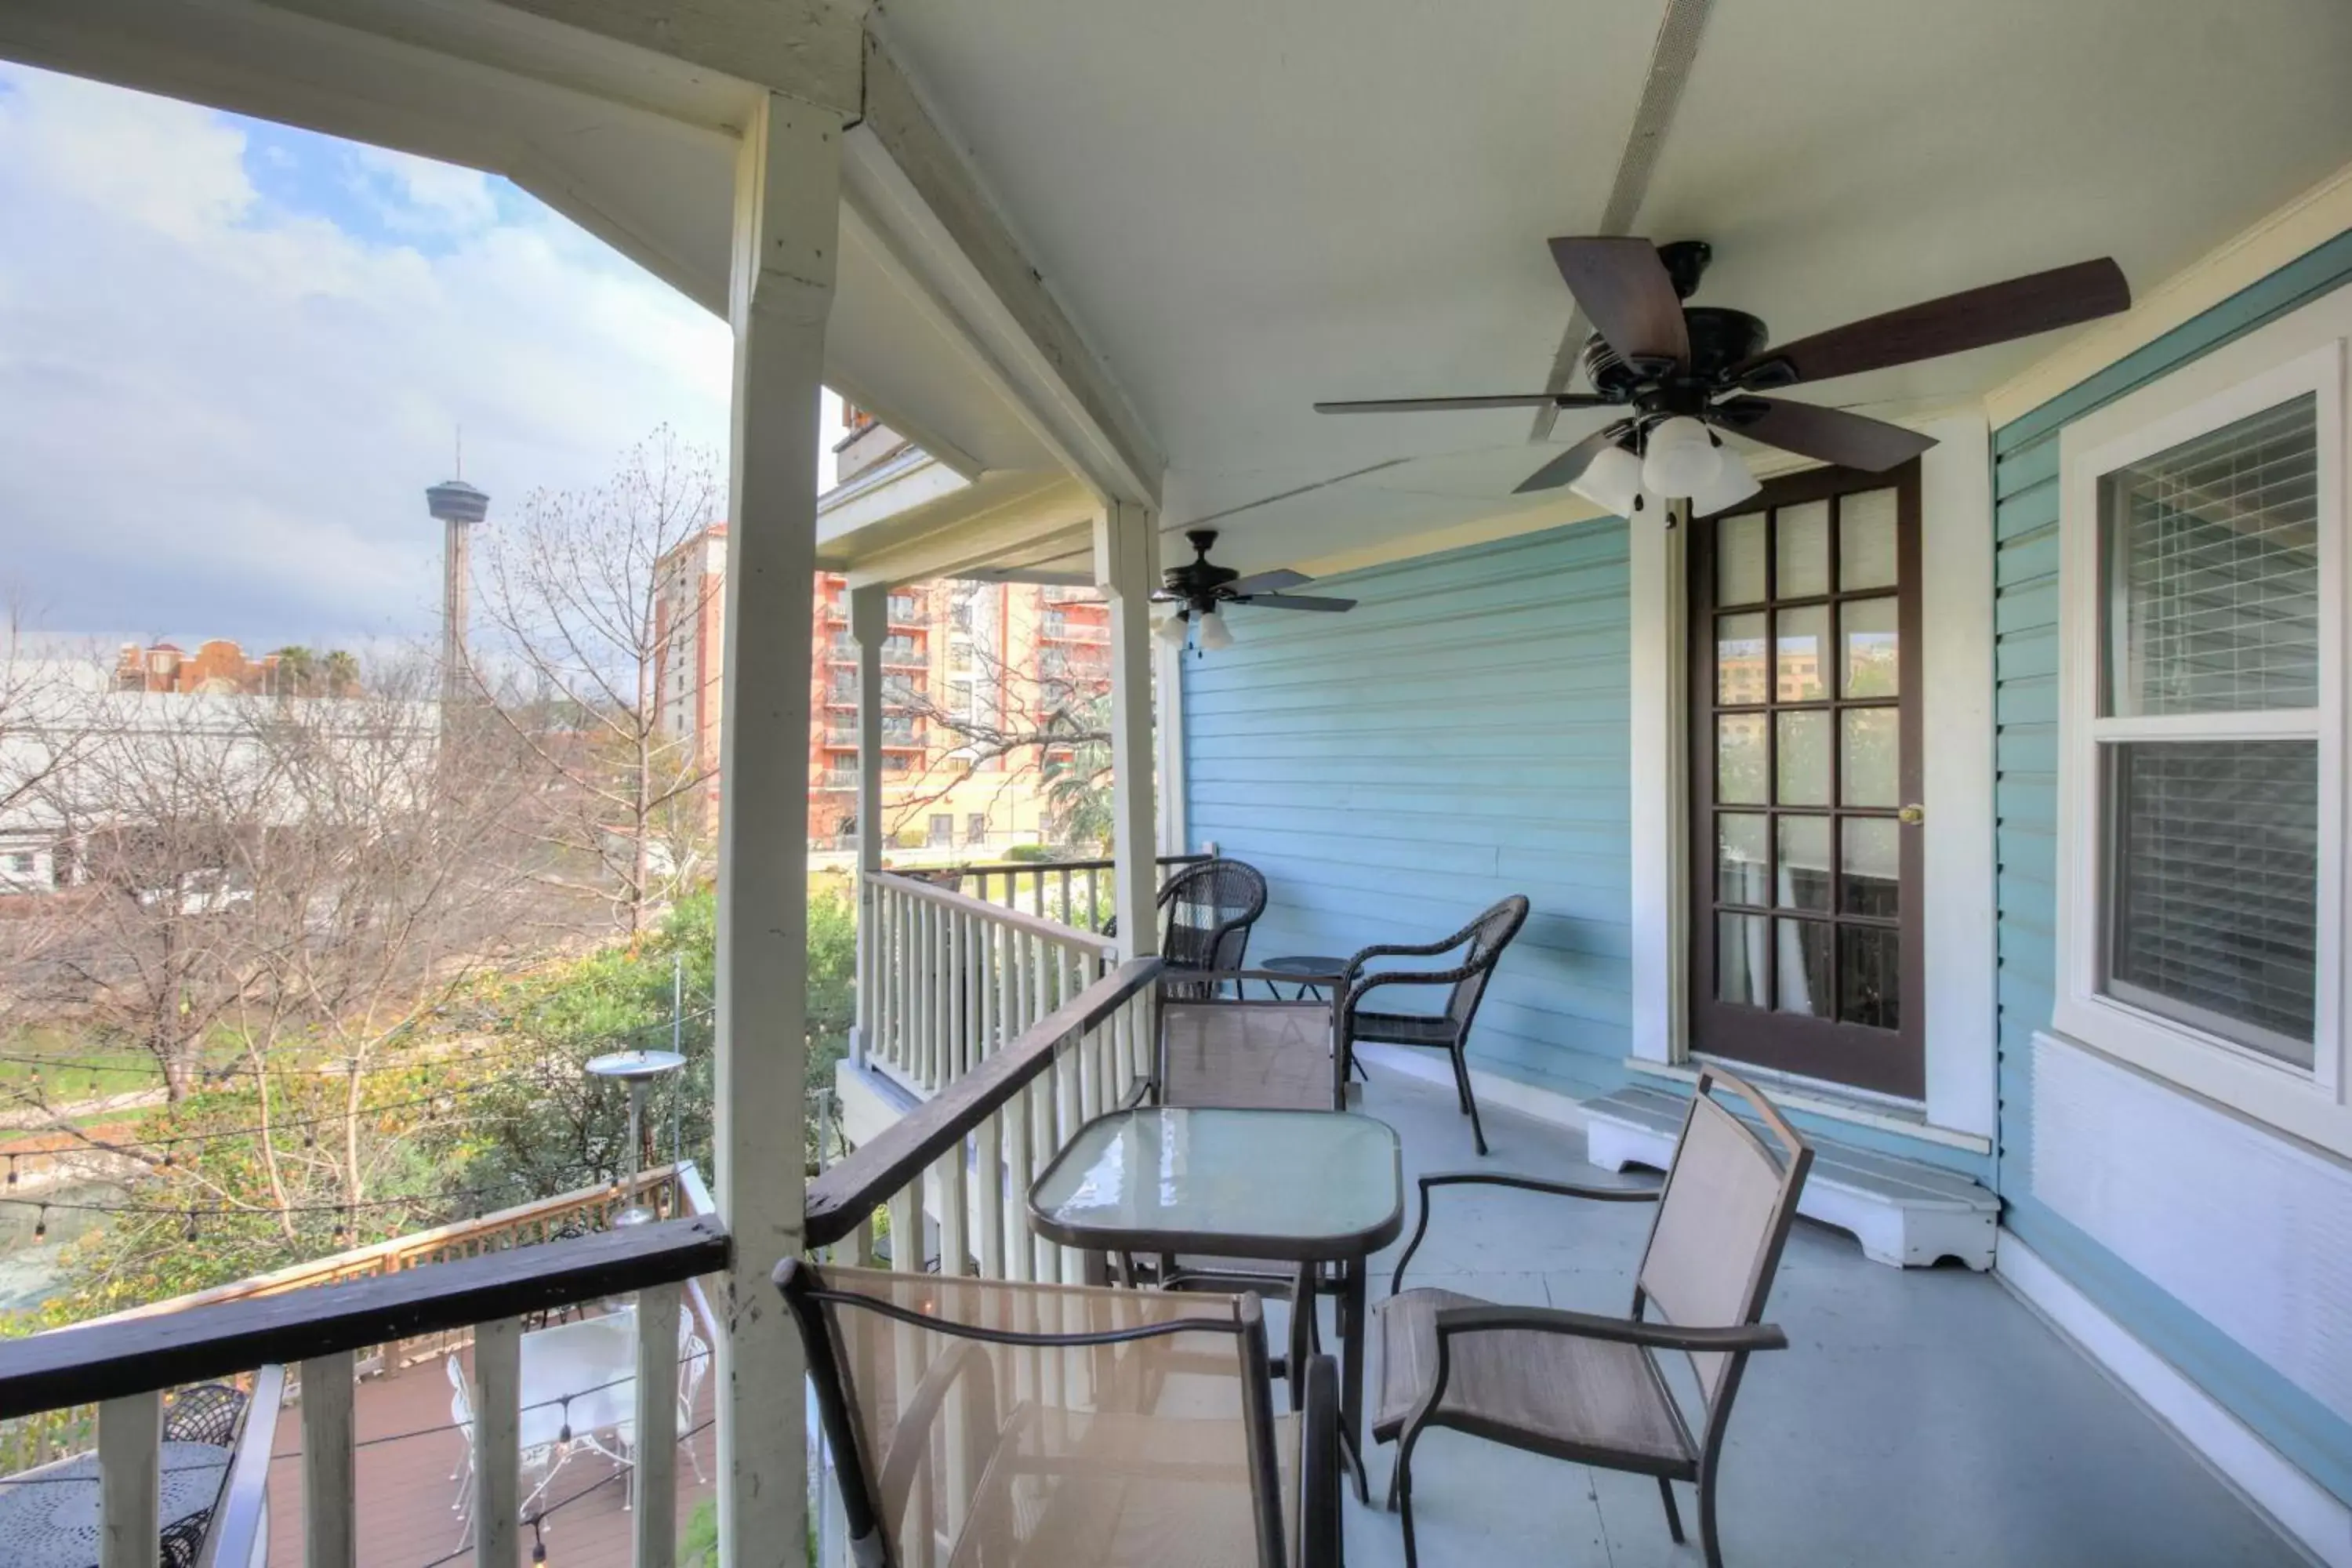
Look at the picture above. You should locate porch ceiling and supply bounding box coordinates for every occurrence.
[877,0,2352,576]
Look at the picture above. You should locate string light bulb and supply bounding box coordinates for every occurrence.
[33,1207,47,1242]
[7,1155,16,1189]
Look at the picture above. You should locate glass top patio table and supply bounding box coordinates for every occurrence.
[1027,1106,1404,1259]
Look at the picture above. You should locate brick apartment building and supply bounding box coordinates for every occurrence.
[652,407,1111,853]
[113,639,356,697]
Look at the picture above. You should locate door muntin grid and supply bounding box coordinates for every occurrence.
[1708,487,1906,1038]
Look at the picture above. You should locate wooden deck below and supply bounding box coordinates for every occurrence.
[263,1330,718,1568]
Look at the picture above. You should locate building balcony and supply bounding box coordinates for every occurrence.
[0,911,2304,1568]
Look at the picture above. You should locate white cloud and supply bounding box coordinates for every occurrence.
[0,64,738,652]
[349,143,500,234]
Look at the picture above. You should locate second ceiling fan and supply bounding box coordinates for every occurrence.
[1317,238,2130,515]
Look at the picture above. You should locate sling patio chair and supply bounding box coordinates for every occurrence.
[778,1260,1343,1568]
[1338,894,1528,1155]
[1129,973,1352,1368]
[1373,1067,1813,1568]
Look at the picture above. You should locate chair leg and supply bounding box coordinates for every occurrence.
[1698,1466,1724,1568]
[1657,1476,1685,1544]
[1449,1046,1488,1155]
[1392,1432,1424,1568]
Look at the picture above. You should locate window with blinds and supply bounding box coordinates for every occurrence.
[2093,394,2322,1068]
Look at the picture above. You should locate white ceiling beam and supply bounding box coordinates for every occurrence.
[849,33,1163,510]
[470,0,866,117]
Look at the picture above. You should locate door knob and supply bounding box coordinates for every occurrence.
[1898,804,1925,825]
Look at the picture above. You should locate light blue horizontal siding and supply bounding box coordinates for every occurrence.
[1992,231,2352,1504]
[1183,521,1633,1101]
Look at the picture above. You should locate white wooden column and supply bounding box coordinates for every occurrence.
[849,582,888,1068]
[1628,502,1689,1063]
[96,1392,160,1568]
[1152,630,1188,855]
[714,89,839,1568]
[1094,499,1160,957]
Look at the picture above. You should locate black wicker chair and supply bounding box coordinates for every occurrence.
[1339,895,1530,1156]
[1157,858,1268,993]
[162,1382,248,1447]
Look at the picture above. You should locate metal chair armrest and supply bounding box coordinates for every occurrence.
[1390,1171,1660,1293]
[1432,1303,1789,1354]
[1339,936,1469,988]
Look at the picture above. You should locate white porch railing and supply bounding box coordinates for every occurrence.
[811,957,1162,1287]
[858,870,1120,1098]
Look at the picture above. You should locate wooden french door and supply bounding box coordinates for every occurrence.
[1688,463,1925,1099]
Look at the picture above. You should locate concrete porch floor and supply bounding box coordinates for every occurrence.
[1324,1064,2301,1568]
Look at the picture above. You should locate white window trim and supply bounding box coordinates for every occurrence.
[2056,316,2350,1156]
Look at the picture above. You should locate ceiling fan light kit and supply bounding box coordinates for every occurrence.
[1688,435,1762,514]
[1193,608,1234,651]
[1639,414,1719,495]
[1569,441,1646,517]
[1317,237,2131,510]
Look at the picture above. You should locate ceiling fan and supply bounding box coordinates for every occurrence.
[1151,528,1356,651]
[1316,238,2130,516]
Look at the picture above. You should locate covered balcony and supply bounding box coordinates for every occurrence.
[1,2,2347,1566]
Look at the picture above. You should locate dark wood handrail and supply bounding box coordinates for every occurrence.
[0,1215,729,1420]
[804,956,1163,1248]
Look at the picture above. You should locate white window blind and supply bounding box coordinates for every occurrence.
[2099,394,2320,717]
[2093,394,2323,1068]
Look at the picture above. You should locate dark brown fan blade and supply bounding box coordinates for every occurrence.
[1547,238,1690,370]
[1240,593,1355,613]
[1514,425,1628,495]
[1732,257,2129,387]
[1715,397,1938,472]
[1226,568,1311,596]
[1314,393,1613,414]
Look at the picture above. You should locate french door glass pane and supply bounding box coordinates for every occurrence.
[1775,920,1831,1016]
[1841,597,1900,698]
[1717,613,1767,704]
[1719,913,1768,1007]
[2098,394,2318,717]
[1777,816,1831,911]
[1777,711,1830,805]
[1838,926,1901,1029]
[1776,501,1830,598]
[2106,740,2316,1063]
[1841,818,1900,917]
[1719,715,1768,804]
[1840,488,1900,590]
[1842,709,1899,807]
[1718,514,1767,604]
[1718,814,1769,906]
[1775,605,1829,702]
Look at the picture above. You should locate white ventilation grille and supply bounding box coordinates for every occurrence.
[2031,1033,2352,1423]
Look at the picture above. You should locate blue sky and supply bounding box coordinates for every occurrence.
[0,64,838,655]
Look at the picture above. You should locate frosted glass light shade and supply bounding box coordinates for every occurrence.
[1194,609,1234,651]
[1642,416,1719,496]
[1569,443,1646,517]
[1154,610,1191,646]
[1689,439,1762,514]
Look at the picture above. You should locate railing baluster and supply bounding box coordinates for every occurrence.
[1004,1080,1036,1283]
[633,1283,681,1568]
[1056,866,1072,926]
[979,918,999,1063]
[934,1141,968,1278]
[975,1110,1006,1282]
[473,1319,520,1568]
[97,1391,160,1568]
[299,1350,356,1568]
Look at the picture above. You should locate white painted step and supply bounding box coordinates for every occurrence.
[1583,1085,1998,1271]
